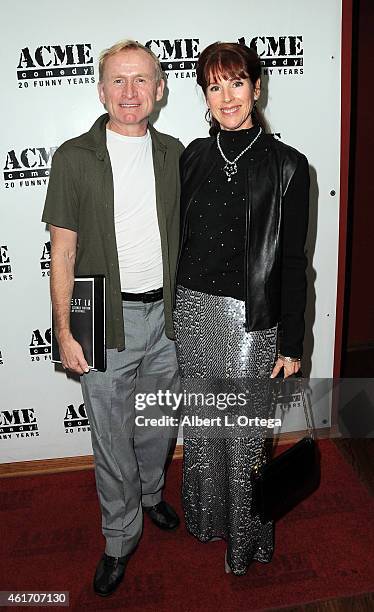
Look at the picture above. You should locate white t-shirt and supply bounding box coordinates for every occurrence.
[106,128,163,292]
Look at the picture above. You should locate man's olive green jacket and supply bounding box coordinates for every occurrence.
[42,113,184,349]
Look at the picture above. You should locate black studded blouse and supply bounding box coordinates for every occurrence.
[178,125,262,301]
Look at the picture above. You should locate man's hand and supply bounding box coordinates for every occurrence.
[270,357,301,379]
[57,330,89,374]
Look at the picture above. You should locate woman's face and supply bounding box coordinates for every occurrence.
[205,72,260,131]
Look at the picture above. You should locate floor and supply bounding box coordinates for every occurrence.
[280,437,374,612]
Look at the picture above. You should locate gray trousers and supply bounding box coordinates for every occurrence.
[81,299,179,557]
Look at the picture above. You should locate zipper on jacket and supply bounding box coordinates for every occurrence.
[173,199,192,309]
[244,166,251,332]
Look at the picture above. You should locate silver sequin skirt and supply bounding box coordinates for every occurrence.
[173,285,278,575]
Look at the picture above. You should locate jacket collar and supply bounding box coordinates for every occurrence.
[74,113,167,161]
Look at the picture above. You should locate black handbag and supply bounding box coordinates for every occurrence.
[251,376,321,524]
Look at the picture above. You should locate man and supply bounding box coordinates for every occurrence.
[42,40,184,597]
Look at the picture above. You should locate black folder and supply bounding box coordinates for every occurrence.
[51,276,106,372]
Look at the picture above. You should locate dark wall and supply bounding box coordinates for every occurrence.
[346,0,374,348]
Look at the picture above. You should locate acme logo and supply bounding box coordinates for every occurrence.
[238,35,303,67]
[145,38,199,71]
[29,328,51,360]
[40,241,51,276]
[0,245,11,275]
[0,408,38,434]
[17,44,94,81]
[3,147,57,182]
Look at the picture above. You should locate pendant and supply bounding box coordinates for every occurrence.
[223,162,237,182]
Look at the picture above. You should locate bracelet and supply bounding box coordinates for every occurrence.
[278,354,301,363]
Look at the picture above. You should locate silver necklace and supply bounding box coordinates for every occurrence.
[217,127,262,182]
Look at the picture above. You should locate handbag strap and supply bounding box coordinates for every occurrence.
[302,385,315,440]
[253,379,315,473]
[274,378,316,440]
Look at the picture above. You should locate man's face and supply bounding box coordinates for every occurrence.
[98,49,164,136]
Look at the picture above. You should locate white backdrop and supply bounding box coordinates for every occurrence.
[0,0,343,462]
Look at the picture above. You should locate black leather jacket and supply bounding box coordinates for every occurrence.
[175,133,310,357]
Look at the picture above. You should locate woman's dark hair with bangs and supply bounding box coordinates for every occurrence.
[196,42,266,136]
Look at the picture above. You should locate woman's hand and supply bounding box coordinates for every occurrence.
[270,357,301,378]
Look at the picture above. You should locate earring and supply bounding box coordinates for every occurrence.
[205,108,211,124]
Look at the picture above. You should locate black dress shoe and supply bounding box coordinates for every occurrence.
[143,500,180,530]
[93,553,130,597]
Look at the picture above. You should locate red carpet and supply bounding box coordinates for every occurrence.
[1,440,374,611]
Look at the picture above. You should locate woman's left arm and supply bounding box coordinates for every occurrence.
[271,154,310,378]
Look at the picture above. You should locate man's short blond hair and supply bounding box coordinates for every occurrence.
[98,39,163,82]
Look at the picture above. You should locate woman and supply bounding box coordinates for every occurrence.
[173,42,310,575]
